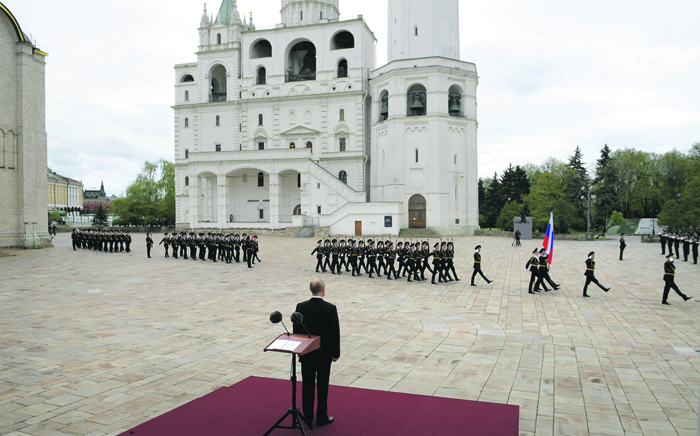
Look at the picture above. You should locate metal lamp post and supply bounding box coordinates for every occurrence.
[581,188,596,234]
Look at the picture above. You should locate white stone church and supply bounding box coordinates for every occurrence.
[174,0,478,236]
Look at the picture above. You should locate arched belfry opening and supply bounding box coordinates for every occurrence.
[210,64,227,102]
[408,194,427,228]
[448,85,463,117]
[331,31,354,50]
[407,84,426,116]
[286,41,316,82]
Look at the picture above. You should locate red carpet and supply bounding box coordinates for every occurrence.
[118,376,519,435]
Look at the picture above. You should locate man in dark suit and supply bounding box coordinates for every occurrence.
[293,279,340,429]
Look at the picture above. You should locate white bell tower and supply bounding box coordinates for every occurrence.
[281,0,340,27]
[387,0,460,62]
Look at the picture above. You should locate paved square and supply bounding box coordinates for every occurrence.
[1,233,699,436]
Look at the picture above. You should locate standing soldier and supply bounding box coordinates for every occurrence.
[189,232,197,260]
[667,232,675,257]
[241,233,248,263]
[146,232,154,258]
[582,251,610,297]
[659,229,667,255]
[198,233,207,260]
[71,229,78,251]
[662,254,692,305]
[470,245,493,286]
[691,233,698,265]
[674,233,681,259]
[311,240,325,272]
[525,248,540,294]
[619,233,626,260]
[125,231,131,253]
[233,234,241,262]
[159,232,170,258]
[682,233,691,262]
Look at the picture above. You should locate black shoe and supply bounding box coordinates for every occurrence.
[407,279,412,282]
[529,291,534,294]
[544,289,551,292]
[303,418,314,429]
[316,417,334,427]
[470,283,476,287]
[662,301,670,305]
[533,289,540,292]
[248,266,253,268]
[684,296,693,302]
[603,287,610,292]
[432,280,436,284]
[387,277,393,280]
[455,278,461,281]
[583,294,590,297]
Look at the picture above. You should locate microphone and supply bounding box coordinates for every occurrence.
[269,311,290,336]
[291,312,312,338]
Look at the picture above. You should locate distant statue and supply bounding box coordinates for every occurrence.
[519,211,527,224]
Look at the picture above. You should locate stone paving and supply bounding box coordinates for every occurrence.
[0,233,699,436]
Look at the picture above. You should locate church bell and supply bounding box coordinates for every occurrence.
[410,96,425,110]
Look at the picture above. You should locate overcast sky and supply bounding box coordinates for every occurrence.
[7,0,700,194]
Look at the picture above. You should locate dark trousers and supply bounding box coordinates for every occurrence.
[163,246,169,257]
[181,245,187,258]
[301,360,331,423]
[146,245,151,258]
[668,240,674,256]
[663,279,687,303]
[693,249,698,264]
[234,247,240,262]
[247,250,253,267]
[619,247,625,260]
[446,260,458,280]
[583,275,605,295]
[534,271,550,292]
[471,267,488,284]
[431,261,445,283]
[331,256,339,274]
[378,258,386,275]
[683,246,689,261]
[350,258,359,275]
[191,245,196,259]
[528,270,538,292]
[199,247,206,260]
[172,246,178,259]
[125,242,131,253]
[674,242,680,257]
[315,256,325,272]
[358,257,366,274]
[544,272,558,288]
[386,260,397,279]
[661,240,665,254]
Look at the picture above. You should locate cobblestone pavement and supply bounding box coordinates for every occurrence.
[1,233,698,436]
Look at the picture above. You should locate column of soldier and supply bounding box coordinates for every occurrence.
[310,238,473,285]
[154,232,261,267]
[71,229,132,253]
[658,230,699,265]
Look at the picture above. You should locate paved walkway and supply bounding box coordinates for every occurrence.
[0,234,698,436]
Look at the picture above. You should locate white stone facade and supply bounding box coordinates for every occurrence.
[0,4,51,248]
[174,0,478,236]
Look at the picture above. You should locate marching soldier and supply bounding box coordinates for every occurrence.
[377,241,387,276]
[582,251,610,297]
[241,233,248,262]
[233,234,241,262]
[246,235,254,268]
[619,233,626,260]
[198,233,207,260]
[445,242,459,282]
[525,248,540,294]
[146,232,154,258]
[330,239,340,274]
[171,233,179,259]
[311,240,325,272]
[159,233,170,258]
[349,240,360,276]
[125,231,131,253]
[431,242,445,284]
[470,245,493,286]
[386,242,398,280]
[539,248,560,290]
[662,254,692,305]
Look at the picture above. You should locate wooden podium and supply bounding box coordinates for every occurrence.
[263,333,320,436]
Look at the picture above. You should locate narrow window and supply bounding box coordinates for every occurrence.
[415,148,419,163]
[339,108,345,121]
[257,67,266,85]
[306,141,312,150]
[289,142,296,149]
[216,144,221,152]
[338,59,348,78]
[339,170,347,184]
[217,33,221,44]
[258,142,265,150]
[258,114,263,125]
[184,90,189,101]
[259,209,264,219]
[317,205,322,214]
[185,149,189,159]
[297,173,301,188]
[216,115,220,126]
[185,176,189,186]
[300,11,303,20]
[339,138,346,152]
[239,123,242,132]
[414,26,418,36]
[454,154,457,165]
[258,172,264,187]
[320,11,323,19]
[184,117,189,128]
[455,185,458,210]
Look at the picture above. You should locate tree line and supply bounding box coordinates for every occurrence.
[479,142,700,234]
[110,160,175,227]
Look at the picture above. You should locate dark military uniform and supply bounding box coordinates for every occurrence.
[583,252,609,297]
[470,246,492,286]
[662,256,692,305]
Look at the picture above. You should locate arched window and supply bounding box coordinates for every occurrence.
[216,115,220,126]
[210,64,227,102]
[217,33,221,44]
[185,149,189,159]
[306,141,312,150]
[294,204,302,215]
[257,67,266,85]
[251,39,272,58]
[339,108,345,121]
[184,90,189,101]
[184,117,189,128]
[339,137,347,152]
[407,84,426,116]
[286,41,316,82]
[415,148,419,163]
[297,173,301,188]
[180,74,194,83]
[448,85,463,117]
[379,90,389,121]
[258,172,265,187]
[337,59,347,78]
[338,170,347,184]
[185,176,189,186]
[331,31,355,50]
[258,114,263,125]
[289,142,296,149]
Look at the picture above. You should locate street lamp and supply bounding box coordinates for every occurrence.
[581,187,596,234]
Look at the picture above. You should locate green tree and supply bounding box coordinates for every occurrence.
[496,201,522,232]
[112,160,176,227]
[500,164,531,203]
[597,210,627,237]
[657,173,700,233]
[92,205,109,228]
[478,178,486,217]
[524,169,583,233]
[483,172,504,228]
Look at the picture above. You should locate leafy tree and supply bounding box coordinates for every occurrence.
[657,173,700,233]
[92,205,109,228]
[500,164,530,203]
[483,172,504,228]
[597,210,627,238]
[524,169,583,233]
[478,178,486,215]
[111,159,175,227]
[496,201,522,232]
[593,144,616,227]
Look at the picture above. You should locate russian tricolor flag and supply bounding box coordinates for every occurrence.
[543,212,554,264]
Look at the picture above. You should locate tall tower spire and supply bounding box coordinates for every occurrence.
[200,3,211,28]
[387,0,460,62]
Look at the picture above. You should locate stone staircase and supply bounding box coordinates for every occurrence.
[398,228,442,239]
[295,227,315,238]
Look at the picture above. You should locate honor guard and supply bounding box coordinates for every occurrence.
[582,251,610,297]
[619,233,626,260]
[146,233,154,258]
[470,245,493,286]
[662,254,692,305]
[525,248,539,294]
